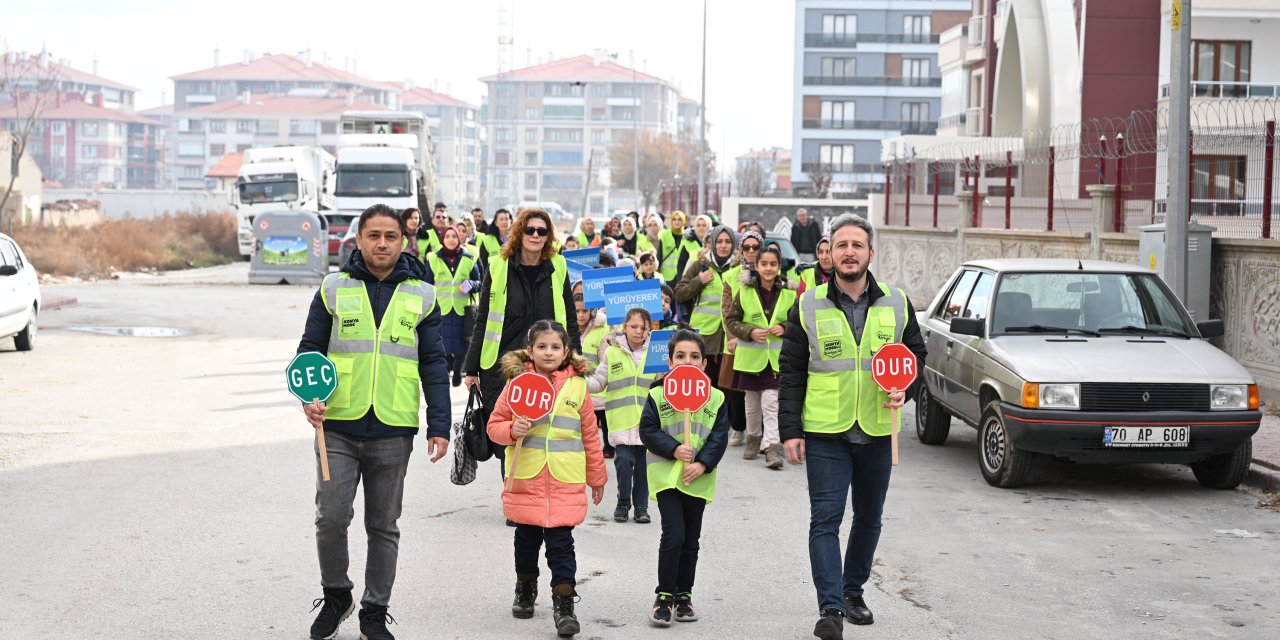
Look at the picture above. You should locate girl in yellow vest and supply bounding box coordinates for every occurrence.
[584,307,655,524]
[487,320,607,638]
[427,226,481,387]
[639,327,730,626]
[634,250,665,285]
[724,246,795,470]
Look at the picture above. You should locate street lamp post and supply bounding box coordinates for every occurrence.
[697,0,707,218]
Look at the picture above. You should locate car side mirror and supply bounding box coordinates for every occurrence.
[950,317,985,338]
[1196,319,1224,339]
[0,265,18,276]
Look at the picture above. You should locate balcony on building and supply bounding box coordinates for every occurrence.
[804,33,941,48]
[803,76,942,88]
[802,118,938,135]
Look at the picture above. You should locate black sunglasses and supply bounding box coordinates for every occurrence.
[525,226,550,237]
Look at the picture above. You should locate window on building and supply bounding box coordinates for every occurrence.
[525,128,538,143]
[321,121,337,135]
[525,106,538,120]
[525,173,537,189]
[525,151,538,165]
[209,119,226,133]
[1193,40,1252,97]
[821,14,856,41]
[544,105,584,120]
[902,102,930,125]
[210,143,226,157]
[1193,155,1247,215]
[257,119,279,134]
[592,84,605,97]
[114,146,123,159]
[289,119,317,135]
[496,128,512,142]
[50,121,65,134]
[495,151,511,165]
[592,107,606,121]
[182,165,202,178]
[81,144,98,158]
[613,84,635,98]
[818,143,855,171]
[820,100,856,127]
[113,123,125,137]
[592,129,605,144]
[590,197,604,214]
[496,106,513,120]
[820,57,855,78]
[495,174,510,188]
[177,141,204,157]
[612,106,636,121]
[544,129,583,143]
[904,15,931,41]
[497,83,515,97]
[237,120,255,134]
[82,121,99,136]
[237,144,252,152]
[526,83,539,96]
[904,59,931,84]
[114,168,123,183]
[542,174,583,189]
[51,143,65,157]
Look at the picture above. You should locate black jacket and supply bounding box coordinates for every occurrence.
[464,255,580,375]
[791,220,823,254]
[297,250,452,440]
[777,270,927,442]
[639,387,731,474]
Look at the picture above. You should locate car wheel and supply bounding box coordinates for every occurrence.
[14,305,36,352]
[978,401,1034,488]
[1190,438,1252,489]
[915,384,951,445]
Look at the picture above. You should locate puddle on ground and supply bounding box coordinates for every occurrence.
[65,326,190,338]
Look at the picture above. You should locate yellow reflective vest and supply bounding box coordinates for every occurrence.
[733,286,797,373]
[505,376,588,484]
[426,252,476,316]
[688,265,724,336]
[581,325,609,408]
[603,343,654,432]
[479,254,569,369]
[798,282,908,436]
[320,272,437,426]
[646,386,724,502]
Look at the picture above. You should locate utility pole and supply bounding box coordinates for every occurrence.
[1165,0,1191,302]
[632,50,640,213]
[697,0,707,218]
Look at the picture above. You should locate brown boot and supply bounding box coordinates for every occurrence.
[765,444,784,469]
[743,435,762,460]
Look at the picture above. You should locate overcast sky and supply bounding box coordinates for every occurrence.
[8,0,794,165]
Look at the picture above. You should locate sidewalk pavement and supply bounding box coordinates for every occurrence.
[1249,410,1280,491]
[42,295,77,310]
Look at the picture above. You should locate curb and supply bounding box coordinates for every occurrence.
[1246,463,1280,492]
[42,296,78,310]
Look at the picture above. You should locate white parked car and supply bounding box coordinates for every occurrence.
[0,233,40,351]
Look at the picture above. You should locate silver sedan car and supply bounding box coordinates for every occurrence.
[916,259,1260,489]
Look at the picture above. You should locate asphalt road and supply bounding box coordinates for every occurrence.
[1,264,1277,639]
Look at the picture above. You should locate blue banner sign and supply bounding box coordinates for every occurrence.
[602,279,664,326]
[582,266,638,307]
[643,329,675,375]
[562,247,601,268]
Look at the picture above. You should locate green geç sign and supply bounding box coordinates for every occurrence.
[287,351,338,404]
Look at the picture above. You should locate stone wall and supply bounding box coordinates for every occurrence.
[873,226,1280,398]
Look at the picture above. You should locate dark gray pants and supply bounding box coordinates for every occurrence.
[315,431,413,608]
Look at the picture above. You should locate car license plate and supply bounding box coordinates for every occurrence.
[1103,426,1190,448]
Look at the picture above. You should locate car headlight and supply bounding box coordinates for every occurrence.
[1039,384,1080,410]
[1210,384,1248,410]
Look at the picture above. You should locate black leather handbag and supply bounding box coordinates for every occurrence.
[462,386,494,461]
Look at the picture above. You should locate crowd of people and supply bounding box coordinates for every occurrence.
[298,202,925,640]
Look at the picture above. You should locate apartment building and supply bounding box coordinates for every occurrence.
[479,52,695,215]
[401,86,482,208]
[1,52,138,112]
[170,52,398,111]
[791,0,971,197]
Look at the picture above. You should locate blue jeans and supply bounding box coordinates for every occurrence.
[805,436,893,614]
[614,444,648,508]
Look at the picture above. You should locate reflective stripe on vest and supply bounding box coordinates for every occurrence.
[721,266,744,350]
[688,266,724,335]
[480,254,569,369]
[581,326,608,405]
[427,253,476,316]
[798,282,907,436]
[733,286,797,373]
[645,386,724,503]
[603,344,653,431]
[659,230,680,280]
[505,376,588,484]
[320,273,437,426]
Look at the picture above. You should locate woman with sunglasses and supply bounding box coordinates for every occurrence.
[717,230,762,447]
[465,209,581,485]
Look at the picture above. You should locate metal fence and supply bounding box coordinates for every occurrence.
[883,99,1280,240]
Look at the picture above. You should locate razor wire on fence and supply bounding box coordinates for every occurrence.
[885,99,1280,239]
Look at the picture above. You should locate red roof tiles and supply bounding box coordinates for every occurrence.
[171,53,392,91]
[479,54,667,84]
[181,94,389,116]
[400,86,476,110]
[205,152,243,178]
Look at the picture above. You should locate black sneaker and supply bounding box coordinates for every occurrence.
[673,592,697,622]
[309,588,355,640]
[358,605,397,640]
[633,508,651,524]
[813,608,844,640]
[613,500,631,523]
[512,573,538,619]
[843,594,873,625]
[650,592,674,627]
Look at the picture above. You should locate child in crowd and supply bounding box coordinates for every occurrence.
[576,292,614,459]
[639,328,730,626]
[659,284,679,329]
[635,251,665,284]
[562,236,581,251]
[487,320,607,638]
[724,246,794,469]
[585,308,656,523]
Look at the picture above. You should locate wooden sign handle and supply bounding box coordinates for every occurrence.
[890,387,900,467]
[505,436,524,493]
[314,398,330,482]
[681,412,693,484]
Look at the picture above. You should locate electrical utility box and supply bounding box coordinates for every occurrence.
[1138,221,1215,321]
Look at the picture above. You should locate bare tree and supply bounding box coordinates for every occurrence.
[610,130,716,212]
[735,153,770,198]
[807,160,833,199]
[0,46,60,230]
